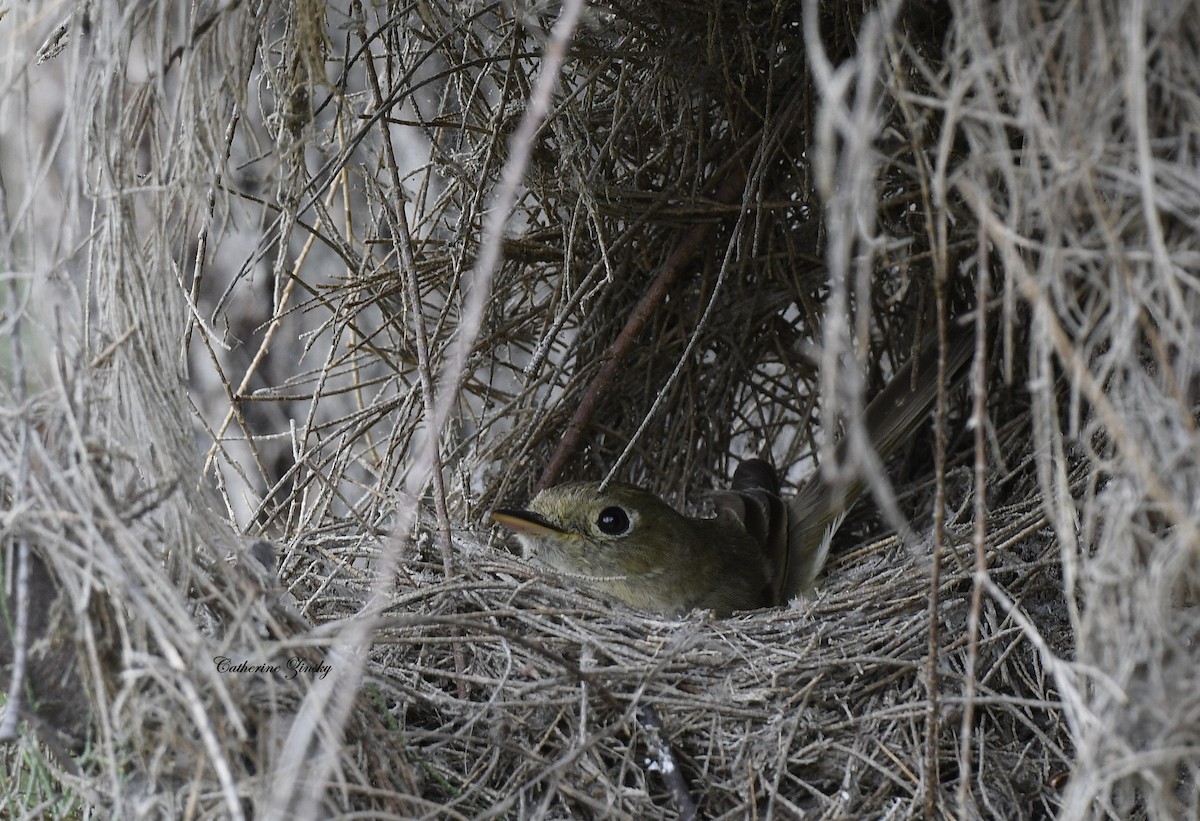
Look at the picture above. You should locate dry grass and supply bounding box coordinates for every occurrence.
[2,0,1198,817]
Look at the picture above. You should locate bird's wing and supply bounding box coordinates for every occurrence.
[712,458,791,605]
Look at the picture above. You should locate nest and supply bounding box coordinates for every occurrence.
[2,0,1199,817]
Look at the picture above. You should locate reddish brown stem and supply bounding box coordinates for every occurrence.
[536,167,748,490]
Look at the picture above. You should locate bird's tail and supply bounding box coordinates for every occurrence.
[779,322,976,601]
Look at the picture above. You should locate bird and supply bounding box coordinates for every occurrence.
[491,325,974,616]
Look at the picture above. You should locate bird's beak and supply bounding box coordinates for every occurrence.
[490,508,565,536]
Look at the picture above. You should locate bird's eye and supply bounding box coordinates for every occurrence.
[595,506,631,536]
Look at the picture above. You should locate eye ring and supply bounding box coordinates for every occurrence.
[595,506,632,536]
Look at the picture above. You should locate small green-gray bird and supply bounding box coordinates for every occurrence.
[492,328,973,616]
